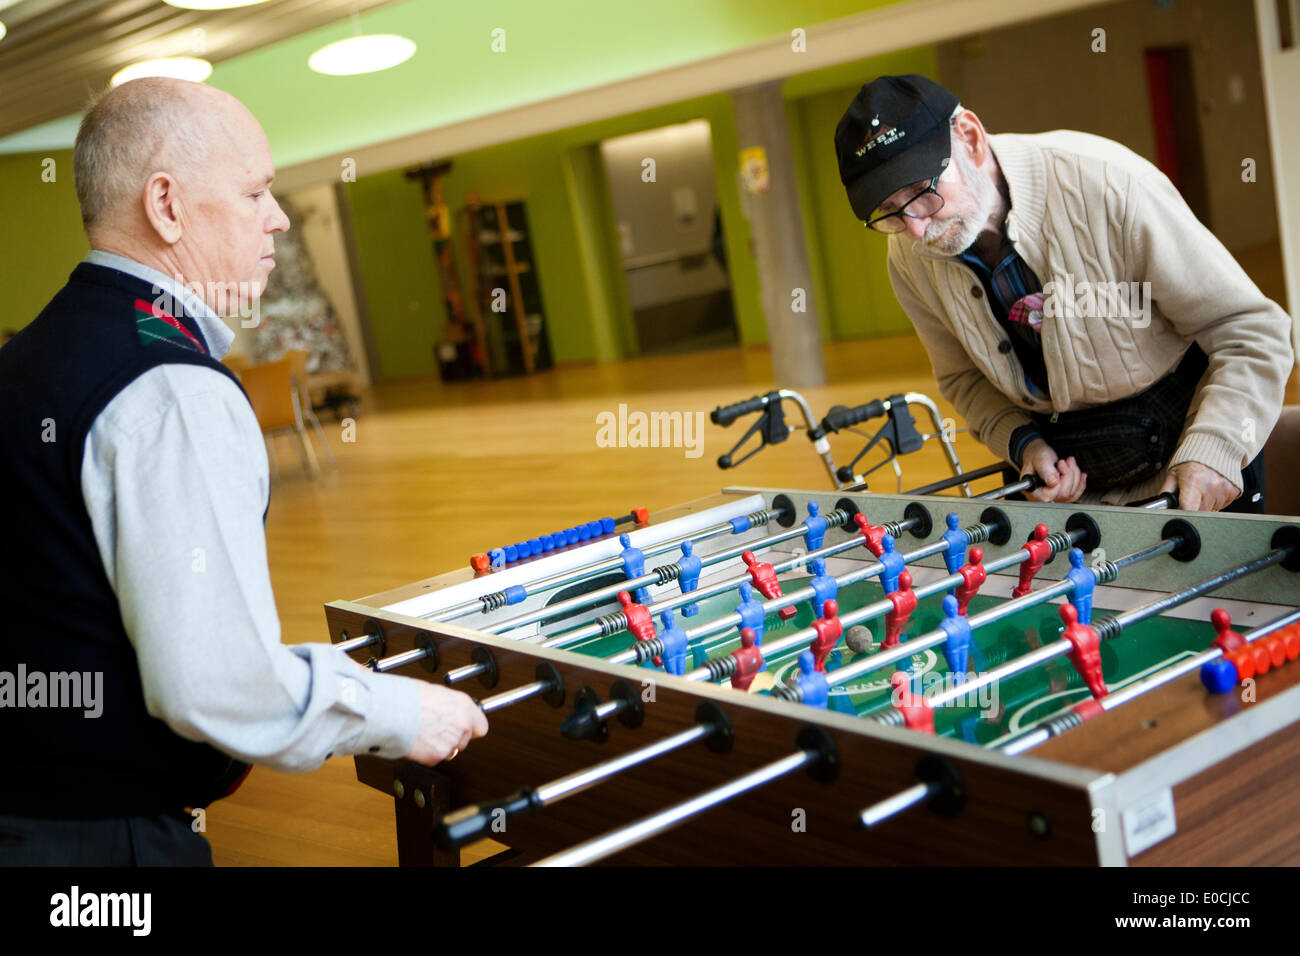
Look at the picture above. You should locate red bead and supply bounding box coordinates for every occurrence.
[469,553,491,572]
[1228,648,1254,682]
[1072,698,1105,721]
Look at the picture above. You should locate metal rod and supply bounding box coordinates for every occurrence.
[430,507,786,623]
[903,462,1006,497]
[478,679,551,714]
[534,724,714,805]
[862,606,1300,822]
[743,547,1035,671]
[533,749,816,867]
[974,473,1043,500]
[605,517,934,666]
[806,532,1169,694]
[1109,547,1291,631]
[334,632,380,655]
[1098,606,1300,714]
[538,513,919,654]
[372,647,429,673]
[910,541,1277,713]
[899,546,1282,726]
[486,521,818,636]
[859,781,935,828]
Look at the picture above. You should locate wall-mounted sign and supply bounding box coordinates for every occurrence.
[739,147,770,195]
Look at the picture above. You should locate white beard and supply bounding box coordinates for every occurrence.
[918,148,997,256]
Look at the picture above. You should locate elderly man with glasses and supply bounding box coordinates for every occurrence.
[835,75,1293,512]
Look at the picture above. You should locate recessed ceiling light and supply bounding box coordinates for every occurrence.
[110,57,214,87]
[0,21,6,43]
[162,0,273,9]
[308,34,416,76]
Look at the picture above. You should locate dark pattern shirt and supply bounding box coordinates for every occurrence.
[957,235,1048,396]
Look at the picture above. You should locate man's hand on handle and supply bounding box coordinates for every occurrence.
[406,682,489,765]
[1020,438,1087,503]
[1159,461,1239,512]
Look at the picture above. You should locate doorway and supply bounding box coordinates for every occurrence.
[599,120,739,355]
[1143,45,1211,226]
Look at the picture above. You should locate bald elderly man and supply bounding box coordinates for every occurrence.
[0,78,486,866]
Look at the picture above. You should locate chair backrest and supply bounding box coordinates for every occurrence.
[238,358,298,432]
[283,349,311,401]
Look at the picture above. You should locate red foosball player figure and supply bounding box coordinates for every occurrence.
[883,569,917,649]
[1209,608,1247,654]
[853,512,888,558]
[730,627,766,691]
[618,590,660,665]
[741,550,797,620]
[808,599,842,673]
[954,546,986,616]
[889,671,934,734]
[1059,602,1107,699]
[1012,524,1052,598]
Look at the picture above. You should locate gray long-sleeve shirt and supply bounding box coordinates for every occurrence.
[78,250,419,773]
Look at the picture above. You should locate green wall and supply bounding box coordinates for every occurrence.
[346,169,449,379]
[347,92,768,370]
[788,47,937,340]
[3,150,88,330]
[347,46,937,374]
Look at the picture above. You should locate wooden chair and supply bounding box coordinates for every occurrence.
[238,358,322,484]
[283,349,337,469]
[221,353,251,376]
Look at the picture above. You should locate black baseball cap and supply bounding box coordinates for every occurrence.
[835,75,960,221]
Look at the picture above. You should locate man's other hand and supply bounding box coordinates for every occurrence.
[406,683,489,764]
[1021,438,1087,503]
[1159,461,1240,512]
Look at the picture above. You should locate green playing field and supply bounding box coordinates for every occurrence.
[548,576,1216,743]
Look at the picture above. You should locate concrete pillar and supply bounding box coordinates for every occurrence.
[731,81,828,389]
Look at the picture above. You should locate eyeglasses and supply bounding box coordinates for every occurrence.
[864,173,945,233]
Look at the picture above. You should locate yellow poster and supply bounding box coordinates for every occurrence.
[739,147,770,195]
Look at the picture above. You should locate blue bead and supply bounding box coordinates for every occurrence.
[504,545,518,562]
[600,517,616,534]
[1200,658,1237,694]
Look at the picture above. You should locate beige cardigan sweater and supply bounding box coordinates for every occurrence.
[887,131,1294,504]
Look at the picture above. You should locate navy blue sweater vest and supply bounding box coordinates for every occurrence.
[0,263,254,817]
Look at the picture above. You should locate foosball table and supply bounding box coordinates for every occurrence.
[323,485,1300,866]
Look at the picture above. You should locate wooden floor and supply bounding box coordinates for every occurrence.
[204,333,1300,866]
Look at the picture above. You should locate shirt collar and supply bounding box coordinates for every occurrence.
[84,250,236,360]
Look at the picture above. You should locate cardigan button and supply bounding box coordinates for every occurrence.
[998,340,1012,354]
[971,285,984,299]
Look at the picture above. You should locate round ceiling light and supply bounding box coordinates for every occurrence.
[110,57,214,88]
[308,34,416,76]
